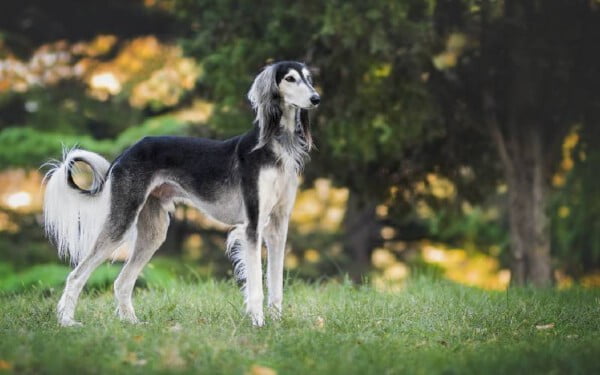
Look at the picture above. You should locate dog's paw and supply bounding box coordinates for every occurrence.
[120,316,141,324]
[59,318,83,327]
[251,314,265,327]
[57,302,80,327]
[267,304,282,321]
[246,299,265,327]
[116,308,139,324]
[247,309,265,327]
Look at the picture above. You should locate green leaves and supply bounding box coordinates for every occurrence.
[174,0,439,185]
[0,116,188,167]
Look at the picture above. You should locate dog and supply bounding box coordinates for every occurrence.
[43,61,320,327]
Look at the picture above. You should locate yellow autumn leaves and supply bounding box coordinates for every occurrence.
[1,35,201,110]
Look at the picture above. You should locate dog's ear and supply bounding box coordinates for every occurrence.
[299,109,313,151]
[248,65,281,149]
[258,97,282,149]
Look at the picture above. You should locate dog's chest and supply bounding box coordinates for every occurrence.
[271,137,307,173]
[258,167,297,212]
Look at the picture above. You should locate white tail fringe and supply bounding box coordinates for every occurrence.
[43,148,111,265]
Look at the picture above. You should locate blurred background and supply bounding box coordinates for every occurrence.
[0,0,599,293]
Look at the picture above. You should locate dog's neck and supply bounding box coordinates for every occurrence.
[271,103,307,173]
[280,103,298,134]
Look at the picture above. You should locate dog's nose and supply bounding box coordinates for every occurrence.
[310,95,321,105]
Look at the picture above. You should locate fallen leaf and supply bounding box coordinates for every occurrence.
[0,360,12,371]
[160,346,186,369]
[133,335,144,343]
[124,352,147,366]
[535,323,555,330]
[314,316,325,329]
[248,364,277,375]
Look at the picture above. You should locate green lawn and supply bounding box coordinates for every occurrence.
[0,277,599,374]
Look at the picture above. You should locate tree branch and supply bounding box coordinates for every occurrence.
[483,91,514,180]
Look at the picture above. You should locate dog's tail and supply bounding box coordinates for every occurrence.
[43,148,112,265]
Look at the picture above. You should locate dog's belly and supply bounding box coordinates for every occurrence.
[183,190,245,226]
[149,173,245,226]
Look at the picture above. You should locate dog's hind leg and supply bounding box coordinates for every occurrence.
[114,196,169,323]
[57,174,148,327]
[57,230,124,326]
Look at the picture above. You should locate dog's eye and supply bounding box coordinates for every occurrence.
[285,76,296,82]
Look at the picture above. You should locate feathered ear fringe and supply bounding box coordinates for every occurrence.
[247,65,281,150]
[299,109,313,151]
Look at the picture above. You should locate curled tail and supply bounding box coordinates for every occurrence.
[43,148,112,265]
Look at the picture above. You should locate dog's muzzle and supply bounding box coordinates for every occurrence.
[310,94,321,106]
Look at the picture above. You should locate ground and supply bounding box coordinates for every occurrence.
[0,277,599,374]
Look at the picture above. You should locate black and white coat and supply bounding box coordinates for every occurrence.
[43,61,320,327]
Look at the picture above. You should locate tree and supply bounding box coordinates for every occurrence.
[430,0,600,285]
[0,1,203,262]
[0,1,198,166]
[5,0,594,284]
[173,0,455,275]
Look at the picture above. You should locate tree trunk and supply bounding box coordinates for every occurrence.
[492,124,552,286]
[342,191,379,282]
[506,167,552,287]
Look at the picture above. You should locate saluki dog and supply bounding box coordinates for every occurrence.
[43,61,320,327]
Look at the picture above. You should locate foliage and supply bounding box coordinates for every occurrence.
[0,258,185,293]
[174,0,446,196]
[0,116,188,167]
[171,0,522,279]
[551,145,600,276]
[427,0,600,283]
[0,0,598,284]
[0,278,599,374]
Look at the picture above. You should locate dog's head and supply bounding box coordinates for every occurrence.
[274,62,320,109]
[248,61,320,111]
[248,61,319,150]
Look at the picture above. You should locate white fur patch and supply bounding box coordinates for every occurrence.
[302,68,311,81]
[43,149,111,265]
[279,70,315,109]
[270,108,309,173]
[258,168,281,217]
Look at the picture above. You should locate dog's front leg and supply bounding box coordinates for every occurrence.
[266,177,298,319]
[265,188,296,319]
[243,177,267,327]
[242,168,281,327]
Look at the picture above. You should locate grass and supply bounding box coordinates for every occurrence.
[0,277,599,374]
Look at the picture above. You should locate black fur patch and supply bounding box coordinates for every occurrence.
[273,61,309,84]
